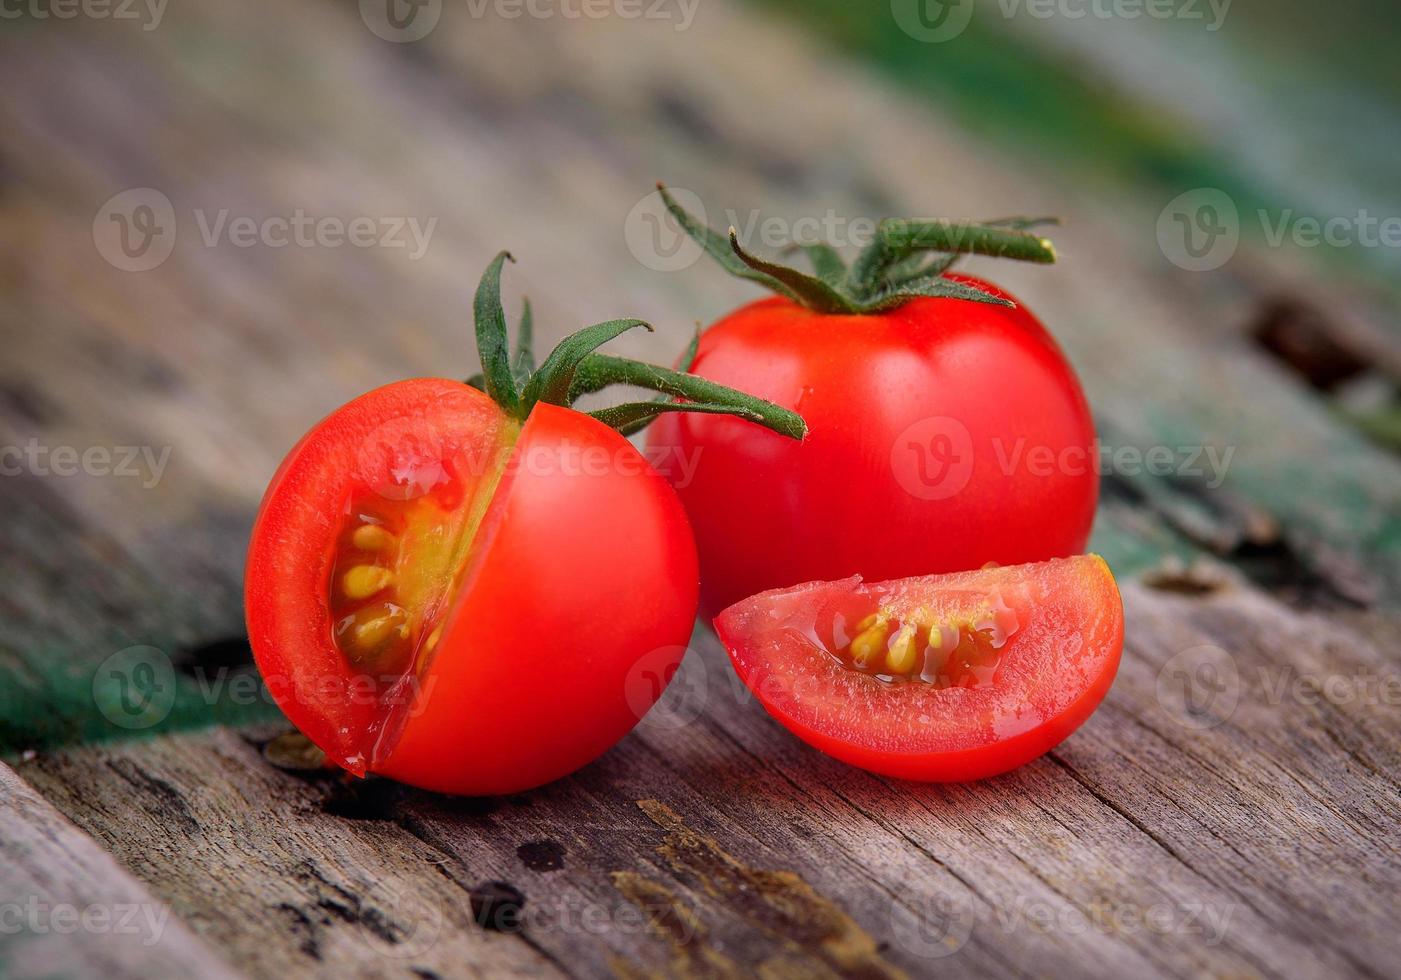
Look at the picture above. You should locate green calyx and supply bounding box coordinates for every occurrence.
[465,252,806,440]
[656,183,1059,315]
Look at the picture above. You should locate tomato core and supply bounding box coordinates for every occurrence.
[815,591,1020,687]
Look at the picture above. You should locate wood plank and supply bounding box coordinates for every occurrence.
[13,733,564,979]
[18,577,1401,979]
[1,0,1396,752]
[2,0,1399,976]
[0,762,238,979]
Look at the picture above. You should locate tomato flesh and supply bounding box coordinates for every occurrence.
[328,430,512,681]
[713,555,1123,782]
[246,379,699,794]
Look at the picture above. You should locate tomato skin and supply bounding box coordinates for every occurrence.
[647,276,1097,618]
[246,381,699,795]
[713,555,1123,782]
[379,402,699,795]
[246,379,508,772]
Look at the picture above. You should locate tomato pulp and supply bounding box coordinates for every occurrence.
[648,276,1098,617]
[713,555,1123,781]
[245,378,699,795]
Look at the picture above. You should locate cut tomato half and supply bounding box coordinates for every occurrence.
[713,555,1123,781]
[245,378,700,795]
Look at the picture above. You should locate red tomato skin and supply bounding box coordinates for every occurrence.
[713,555,1123,782]
[379,402,699,795]
[647,276,1098,618]
[247,382,699,794]
[245,379,507,773]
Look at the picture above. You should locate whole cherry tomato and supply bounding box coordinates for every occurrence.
[646,188,1097,617]
[245,253,803,795]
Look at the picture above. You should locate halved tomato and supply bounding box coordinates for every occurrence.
[245,379,701,795]
[245,252,806,796]
[713,555,1123,781]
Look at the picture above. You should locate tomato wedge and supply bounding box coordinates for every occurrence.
[713,555,1123,781]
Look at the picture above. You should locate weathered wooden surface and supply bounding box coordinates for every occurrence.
[13,576,1401,979]
[0,763,239,979]
[1,0,1399,976]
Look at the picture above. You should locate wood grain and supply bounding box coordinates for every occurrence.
[0,762,239,979]
[15,577,1401,979]
[1,0,1399,977]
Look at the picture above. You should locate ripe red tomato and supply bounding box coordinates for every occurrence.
[646,189,1096,617]
[713,555,1123,781]
[245,380,699,795]
[245,253,804,795]
[649,278,1096,616]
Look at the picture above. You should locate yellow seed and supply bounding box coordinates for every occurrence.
[855,612,880,632]
[850,618,890,668]
[424,624,443,652]
[886,625,919,675]
[351,605,406,649]
[352,524,396,551]
[343,565,394,600]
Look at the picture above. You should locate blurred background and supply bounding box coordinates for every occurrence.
[2,0,1399,748]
